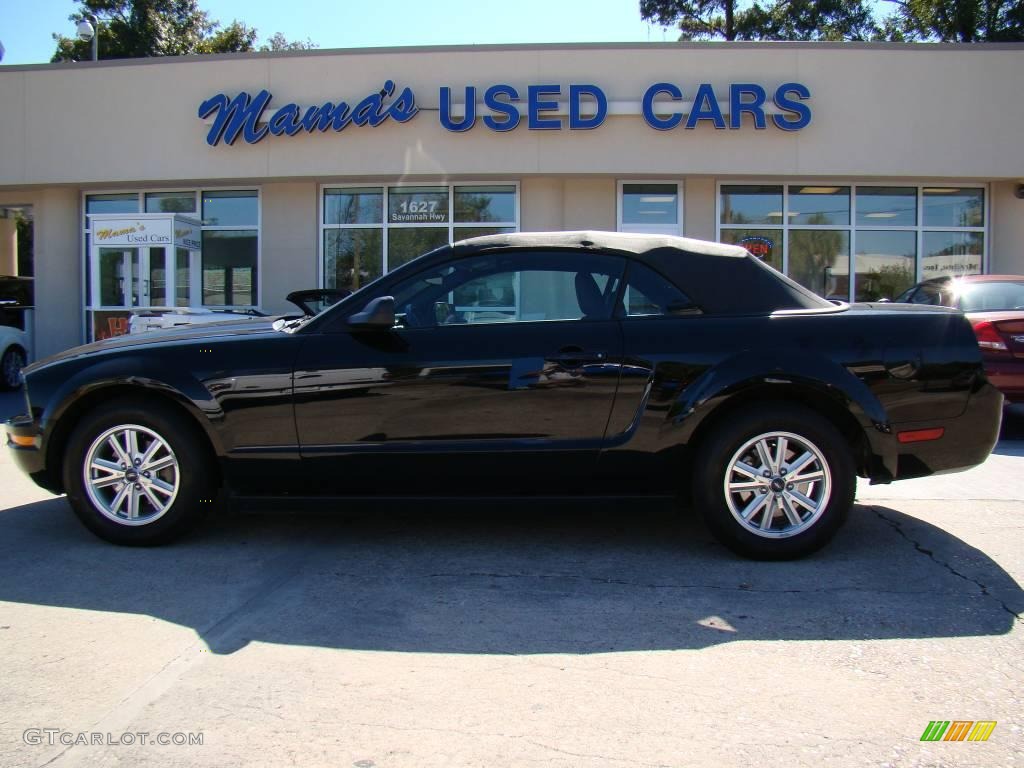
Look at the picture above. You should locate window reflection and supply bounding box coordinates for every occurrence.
[202,190,258,227]
[788,186,849,226]
[922,231,983,279]
[86,194,138,215]
[720,185,783,225]
[324,188,382,225]
[854,230,916,301]
[856,187,916,226]
[789,230,850,300]
[621,184,678,225]
[202,230,257,305]
[387,227,450,271]
[145,192,196,214]
[923,188,983,228]
[324,229,382,292]
[454,185,516,223]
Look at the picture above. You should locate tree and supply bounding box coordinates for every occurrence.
[759,0,880,39]
[640,0,880,40]
[260,32,317,52]
[640,0,756,40]
[880,0,1024,41]
[51,0,316,62]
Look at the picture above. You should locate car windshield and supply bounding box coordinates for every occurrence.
[955,280,1024,312]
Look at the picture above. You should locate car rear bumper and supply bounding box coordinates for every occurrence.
[885,380,1004,481]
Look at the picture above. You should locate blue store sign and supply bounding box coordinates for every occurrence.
[198,80,811,146]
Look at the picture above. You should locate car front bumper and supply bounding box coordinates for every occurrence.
[5,414,57,492]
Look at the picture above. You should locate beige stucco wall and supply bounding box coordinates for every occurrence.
[1,44,1022,186]
[259,182,318,315]
[32,188,80,358]
[990,182,1024,275]
[683,178,716,242]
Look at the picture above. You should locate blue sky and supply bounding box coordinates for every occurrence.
[0,0,681,65]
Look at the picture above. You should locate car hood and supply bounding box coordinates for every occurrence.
[25,316,287,374]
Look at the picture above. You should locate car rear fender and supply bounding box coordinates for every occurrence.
[666,349,895,478]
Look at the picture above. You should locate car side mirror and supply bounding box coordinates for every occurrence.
[348,296,396,330]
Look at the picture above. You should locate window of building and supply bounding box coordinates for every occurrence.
[321,184,518,293]
[617,182,683,236]
[83,188,260,310]
[718,184,986,302]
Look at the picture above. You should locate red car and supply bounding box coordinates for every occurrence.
[895,275,1024,403]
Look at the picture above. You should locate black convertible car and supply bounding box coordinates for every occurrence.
[5,232,1003,558]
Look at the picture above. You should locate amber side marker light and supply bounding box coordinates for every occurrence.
[897,427,945,444]
[8,434,34,447]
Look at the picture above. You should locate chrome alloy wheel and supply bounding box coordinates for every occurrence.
[723,431,832,539]
[82,424,180,526]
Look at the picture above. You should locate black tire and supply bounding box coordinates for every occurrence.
[62,398,216,545]
[1,345,26,390]
[692,403,855,560]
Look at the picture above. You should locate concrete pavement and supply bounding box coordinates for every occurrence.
[1,390,1021,767]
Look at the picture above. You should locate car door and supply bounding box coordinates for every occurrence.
[292,249,627,495]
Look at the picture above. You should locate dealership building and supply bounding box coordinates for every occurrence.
[0,41,1022,359]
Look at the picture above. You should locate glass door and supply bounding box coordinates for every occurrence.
[148,247,167,307]
[97,247,146,307]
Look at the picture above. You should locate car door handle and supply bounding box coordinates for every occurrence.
[548,346,607,363]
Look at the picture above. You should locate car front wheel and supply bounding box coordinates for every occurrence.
[62,399,215,545]
[693,403,855,560]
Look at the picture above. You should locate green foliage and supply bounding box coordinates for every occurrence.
[259,32,317,52]
[640,0,880,40]
[639,0,1023,40]
[51,0,316,62]
[881,0,1023,41]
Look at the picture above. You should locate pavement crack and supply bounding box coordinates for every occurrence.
[525,740,672,767]
[871,505,1022,622]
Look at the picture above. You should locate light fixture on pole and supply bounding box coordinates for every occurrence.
[76,16,98,61]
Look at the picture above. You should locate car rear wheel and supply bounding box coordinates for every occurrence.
[693,403,854,560]
[63,399,215,545]
[1,345,25,390]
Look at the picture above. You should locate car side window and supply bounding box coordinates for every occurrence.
[621,262,700,318]
[382,251,626,328]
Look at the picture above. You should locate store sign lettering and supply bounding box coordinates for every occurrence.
[95,224,171,245]
[198,80,419,146]
[199,80,811,146]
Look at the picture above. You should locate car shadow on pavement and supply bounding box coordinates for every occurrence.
[0,496,1020,655]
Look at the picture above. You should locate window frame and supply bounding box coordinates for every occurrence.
[616,180,685,236]
[715,180,989,302]
[318,181,520,291]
